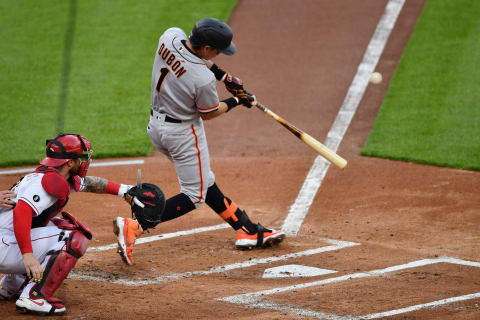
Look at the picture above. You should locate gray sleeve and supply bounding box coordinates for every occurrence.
[164,27,185,37]
[195,79,220,113]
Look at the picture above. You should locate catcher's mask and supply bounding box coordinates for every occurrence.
[40,133,92,177]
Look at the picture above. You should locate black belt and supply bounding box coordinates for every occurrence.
[151,109,182,123]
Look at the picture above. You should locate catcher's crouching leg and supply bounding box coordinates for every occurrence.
[16,214,91,315]
[31,230,89,300]
[205,183,285,249]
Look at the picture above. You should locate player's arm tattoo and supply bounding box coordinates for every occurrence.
[82,176,108,194]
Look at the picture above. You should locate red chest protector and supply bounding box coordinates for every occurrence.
[32,166,71,228]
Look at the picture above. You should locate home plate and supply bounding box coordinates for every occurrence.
[262,264,337,278]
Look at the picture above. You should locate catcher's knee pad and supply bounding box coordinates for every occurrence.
[65,230,89,258]
[206,183,257,234]
[52,211,93,240]
[31,231,89,299]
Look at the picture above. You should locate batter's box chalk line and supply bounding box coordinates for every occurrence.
[281,0,407,237]
[217,256,480,319]
[69,238,359,286]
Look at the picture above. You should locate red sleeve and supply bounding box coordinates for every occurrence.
[105,181,120,195]
[41,172,70,201]
[13,200,35,254]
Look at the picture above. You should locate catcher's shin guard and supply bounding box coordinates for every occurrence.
[205,183,257,234]
[31,231,89,299]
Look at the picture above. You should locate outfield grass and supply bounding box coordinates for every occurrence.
[0,0,237,167]
[361,0,480,171]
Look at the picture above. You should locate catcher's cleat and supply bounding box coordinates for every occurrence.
[113,217,142,265]
[235,224,285,249]
[16,296,66,316]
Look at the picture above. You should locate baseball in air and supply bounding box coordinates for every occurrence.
[370,72,383,84]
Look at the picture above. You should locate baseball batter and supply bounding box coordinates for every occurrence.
[114,18,285,266]
[0,134,133,315]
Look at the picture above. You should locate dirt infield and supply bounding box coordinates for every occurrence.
[2,0,480,319]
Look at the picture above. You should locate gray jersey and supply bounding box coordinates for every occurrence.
[151,28,219,121]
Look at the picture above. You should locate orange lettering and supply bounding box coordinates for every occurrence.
[175,67,186,78]
[172,61,180,71]
[161,48,170,60]
[158,43,164,56]
[167,54,175,66]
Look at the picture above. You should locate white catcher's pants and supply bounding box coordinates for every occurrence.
[0,223,70,294]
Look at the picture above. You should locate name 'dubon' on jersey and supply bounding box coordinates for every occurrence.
[158,43,187,78]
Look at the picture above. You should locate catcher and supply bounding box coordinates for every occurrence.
[0,133,163,316]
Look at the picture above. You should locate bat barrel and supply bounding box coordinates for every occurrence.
[255,101,347,169]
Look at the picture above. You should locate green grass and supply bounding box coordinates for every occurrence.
[361,0,480,171]
[0,0,237,167]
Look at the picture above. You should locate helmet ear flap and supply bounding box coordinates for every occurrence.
[78,160,90,178]
[76,135,92,177]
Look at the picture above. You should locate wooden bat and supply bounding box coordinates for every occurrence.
[136,168,142,188]
[133,168,145,208]
[255,102,347,169]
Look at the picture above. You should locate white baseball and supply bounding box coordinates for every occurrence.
[370,72,382,84]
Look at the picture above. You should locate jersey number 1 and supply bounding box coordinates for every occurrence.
[156,67,170,93]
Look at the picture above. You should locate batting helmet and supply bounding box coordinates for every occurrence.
[189,18,236,55]
[40,133,92,177]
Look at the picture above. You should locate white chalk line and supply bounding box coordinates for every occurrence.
[0,159,145,175]
[359,292,480,319]
[87,223,230,252]
[217,256,480,319]
[218,293,480,320]
[69,238,359,286]
[282,0,406,236]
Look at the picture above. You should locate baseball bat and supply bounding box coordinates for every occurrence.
[255,102,347,169]
[136,168,142,187]
[133,168,145,208]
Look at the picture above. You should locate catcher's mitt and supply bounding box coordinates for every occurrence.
[127,183,165,230]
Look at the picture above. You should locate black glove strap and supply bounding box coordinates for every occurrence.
[210,63,226,81]
[237,92,254,108]
[222,97,239,112]
[256,224,265,247]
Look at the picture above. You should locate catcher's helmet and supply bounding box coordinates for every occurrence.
[189,18,236,55]
[40,133,92,177]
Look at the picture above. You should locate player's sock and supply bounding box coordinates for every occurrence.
[160,193,196,222]
[205,183,257,234]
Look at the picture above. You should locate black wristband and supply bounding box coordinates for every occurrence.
[222,97,239,112]
[210,63,227,81]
